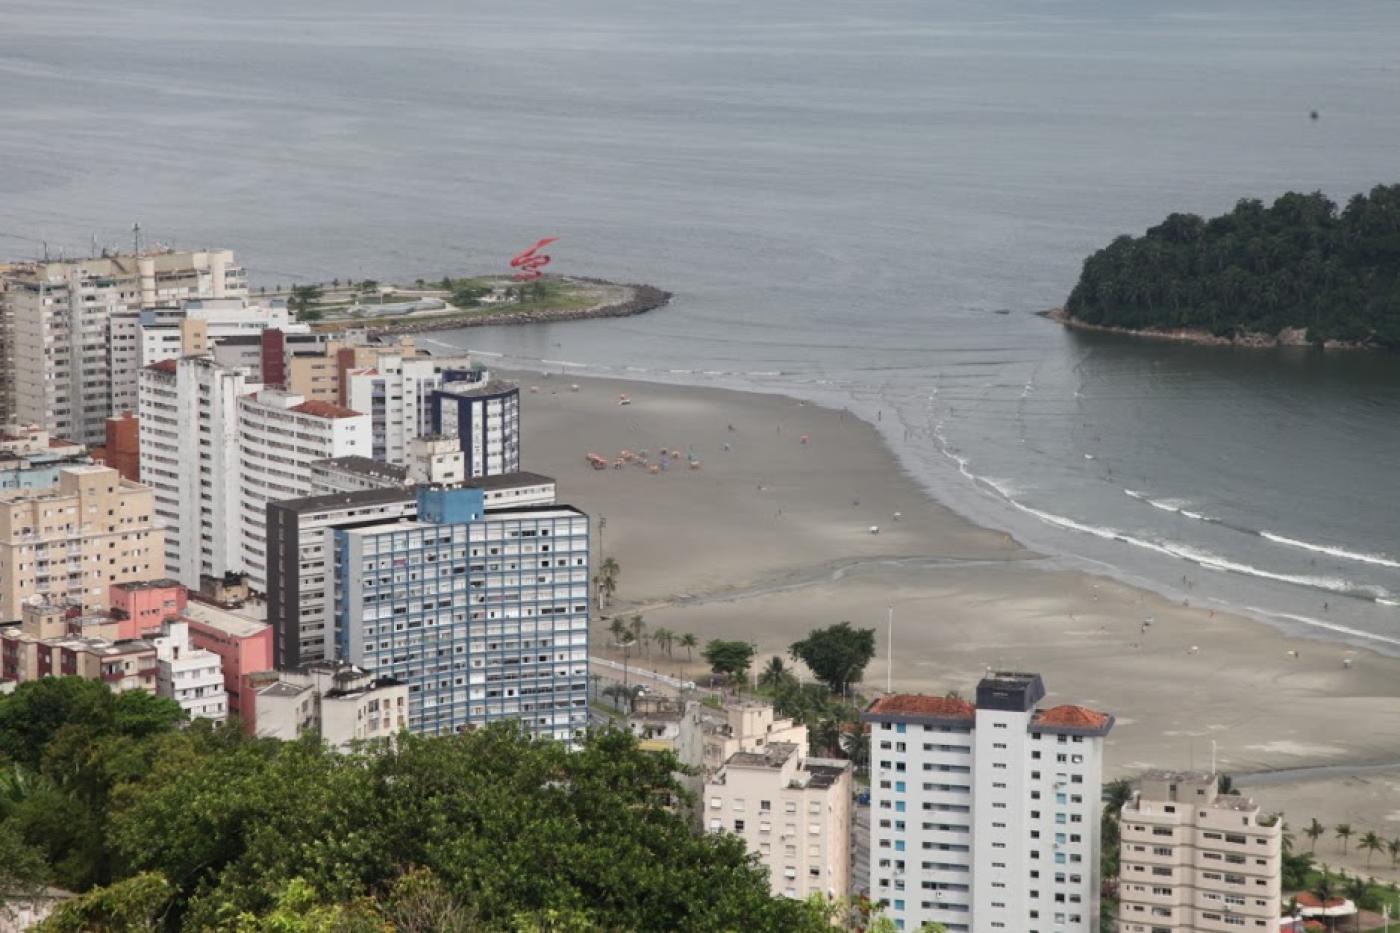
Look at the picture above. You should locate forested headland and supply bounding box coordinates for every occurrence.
[1061,184,1400,347]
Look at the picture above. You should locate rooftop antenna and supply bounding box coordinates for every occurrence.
[42,240,49,261]
[1211,739,1217,776]
[91,234,97,258]
[132,222,141,256]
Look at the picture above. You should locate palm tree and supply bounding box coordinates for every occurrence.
[653,628,674,659]
[603,683,643,713]
[1313,868,1334,903]
[1336,823,1353,855]
[679,633,697,663]
[1359,830,1384,867]
[1280,819,1294,855]
[758,657,788,691]
[1387,837,1400,868]
[1344,875,1368,931]
[1305,818,1325,853]
[598,557,620,607]
[629,615,647,658]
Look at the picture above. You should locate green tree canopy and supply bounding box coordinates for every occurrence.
[1065,184,1400,346]
[701,640,756,682]
[789,622,877,695]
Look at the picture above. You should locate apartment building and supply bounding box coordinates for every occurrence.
[703,700,811,772]
[236,389,369,590]
[108,578,188,639]
[150,619,228,723]
[0,598,158,692]
[346,351,472,465]
[265,487,419,668]
[705,742,852,901]
[139,356,256,586]
[251,660,409,751]
[333,486,589,740]
[108,298,303,412]
[1119,771,1282,933]
[0,464,164,621]
[430,374,521,477]
[265,473,558,669]
[308,456,410,495]
[0,250,246,444]
[862,673,1114,933]
[0,423,90,492]
[181,599,274,726]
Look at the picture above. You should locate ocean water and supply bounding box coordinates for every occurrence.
[4,0,1400,651]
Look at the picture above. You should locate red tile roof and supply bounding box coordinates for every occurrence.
[868,694,976,720]
[1294,893,1348,909]
[1031,705,1111,729]
[291,400,362,419]
[147,358,179,373]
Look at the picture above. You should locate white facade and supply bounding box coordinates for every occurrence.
[235,389,370,591]
[345,354,470,465]
[308,456,410,495]
[139,357,257,588]
[863,673,1112,933]
[109,298,304,411]
[704,743,852,901]
[1,250,246,444]
[253,661,408,752]
[152,619,228,723]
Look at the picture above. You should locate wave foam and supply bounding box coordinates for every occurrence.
[1259,531,1400,570]
[1245,607,1400,649]
[1124,490,1218,523]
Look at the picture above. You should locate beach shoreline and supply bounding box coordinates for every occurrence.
[509,367,1400,880]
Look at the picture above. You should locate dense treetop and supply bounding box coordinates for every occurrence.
[1064,184,1400,346]
[0,677,834,932]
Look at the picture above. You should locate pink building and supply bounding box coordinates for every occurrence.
[108,580,187,640]
[181,600,274,731]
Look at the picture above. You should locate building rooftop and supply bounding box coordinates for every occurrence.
[290,400,363,419]
[257,681,309,699]
[865,694,976,721]
[437,380,517,398]
[146,358,179,373]
[1032,705,1113,731]
[312,456,409,482]
[112,578,184,592]
[270,486,416,515]
[727,742,800,769]
[474,471,555,490]
[181,599,268,638]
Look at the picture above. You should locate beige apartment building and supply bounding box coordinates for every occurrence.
[1119,770,1282,933]
[0,464,164,621]
[0,250,245,443]
[704,742,851,902]
[703,699,810,771]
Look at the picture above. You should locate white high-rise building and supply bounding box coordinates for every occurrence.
[139,357,257,588]
[151,619,228,723]
[139,358,370,594]
[0,250,246,443]
[109,298,303,412]
[345,352,471,465]
[235,388,369,591]
[862,672,1113,933]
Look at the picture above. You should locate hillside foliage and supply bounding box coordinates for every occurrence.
[0,677,832,932]
[1065,184,1400,345]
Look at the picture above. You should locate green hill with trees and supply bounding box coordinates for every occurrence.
[1063,184,1400,347]
[0,678,841,932]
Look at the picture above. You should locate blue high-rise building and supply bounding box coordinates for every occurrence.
[333,486,590,740]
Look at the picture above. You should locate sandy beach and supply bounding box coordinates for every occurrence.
[514,370,1400,881]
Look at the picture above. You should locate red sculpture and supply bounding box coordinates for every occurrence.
[510,237,558,280]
